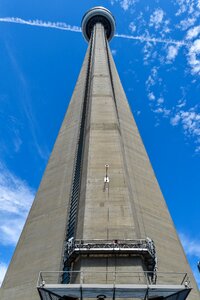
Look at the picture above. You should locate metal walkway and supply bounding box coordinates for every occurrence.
[63,238,157,284]
[37,271,191,300]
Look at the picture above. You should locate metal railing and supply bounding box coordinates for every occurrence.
[37,270,191,288]
[65,238,155,255]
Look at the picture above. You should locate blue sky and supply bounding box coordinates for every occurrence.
[0,0,200,287]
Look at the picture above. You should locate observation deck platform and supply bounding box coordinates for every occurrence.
[37,271,191,300]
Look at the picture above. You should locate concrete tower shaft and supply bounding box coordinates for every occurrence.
[0,6,199,300]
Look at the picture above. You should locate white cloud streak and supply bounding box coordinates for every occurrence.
[0,17,81,32]
[179,233,200,258]
[0,262,7,286]
[0,163,35,245]
[5,42,49,160]
[0,17,189,47]
[179,232,200,288]
[115,33,188,46]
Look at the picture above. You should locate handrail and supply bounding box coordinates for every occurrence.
[37,270,191,288]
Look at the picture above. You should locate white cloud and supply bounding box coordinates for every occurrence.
[0,220,26,245]
[0,16,188,48]
[110,0,137,11]
[143,41,155,64]
[179,17,196,31]
[129,22,136,32]
[170,114,181,126]
[153,107,171,117]
[120,0,137,11]
[179,232,200,287]
[166,45,179,61]
[163,97,200,152]
[175,0,200,35]
[136,110,141,116]
[0,163,34,245]
[5,43,49,161]
[0,262,7,286]
[148,92,156,101]
[187,39,200,75]
[175,0,195,16]
[146,67,159,89]
[186,26,200,40]
[195,145,200,153]
[179,233,200,257]
[186,25,200,40]
[0,17,81,32]
[111,49,117,56]
[170,107,200,151]
[115,33,188,46]
[149,9,164,29]
[12,129,22,153]
[157,97,164,104]
[149,9,171,38]
[180,110,200,136]
[177,99,186,108]
[13,136,22,153]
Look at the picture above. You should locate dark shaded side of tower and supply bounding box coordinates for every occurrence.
[0,9,199,300]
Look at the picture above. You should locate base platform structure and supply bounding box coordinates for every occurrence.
[37,271,191,300]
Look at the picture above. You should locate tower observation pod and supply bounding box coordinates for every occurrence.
[82,6,115,41]
[0,6,199,300]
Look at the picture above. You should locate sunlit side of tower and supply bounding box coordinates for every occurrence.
[0,7,199,300]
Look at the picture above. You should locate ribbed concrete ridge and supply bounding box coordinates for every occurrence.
[0,7,199,300]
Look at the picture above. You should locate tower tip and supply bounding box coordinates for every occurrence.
[81,6,115,42]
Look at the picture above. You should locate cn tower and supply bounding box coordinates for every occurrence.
[0,7,199,300]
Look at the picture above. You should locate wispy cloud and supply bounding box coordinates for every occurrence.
[186,25,200,40]
[111,49,117,56]
[0,17,81,32]
[0,262,7,286]
[166,45,179,61]
[120,0,137,11]
[184,23,200,75]
[179,232,200,257]
[187,39,200,75]
[110,0,137,11]
[5,42,49,160]
[149,9,164,29]
[115,33,188,46]
[148,92,156,101]
[179,232,200,287]
[153,106,171,117]
[174,0,200,33]
[178,17,196,31]
[0,162,34,245]
[0,16,189,48]
[146,66,159,89]
[129,21,136,32]
[175,0,195,16]
[170,107,200,149]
